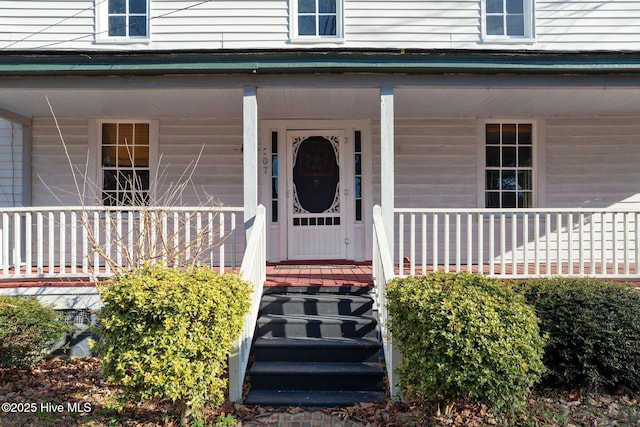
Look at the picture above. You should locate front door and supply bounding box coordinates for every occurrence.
[287,131,346,260]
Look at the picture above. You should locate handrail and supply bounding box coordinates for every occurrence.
[229,204,266,403]
[372,205,399,399]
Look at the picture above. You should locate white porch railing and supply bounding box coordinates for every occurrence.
[0,206,244,279]
[396,208,640,278]
[372,205,399,399]
[229,204,266,403]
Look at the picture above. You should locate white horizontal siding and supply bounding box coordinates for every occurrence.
[373,119,479,210]
[31,117,244,208]
[545,117,640,208]
[0,119,23,207]
[2,0,640,51]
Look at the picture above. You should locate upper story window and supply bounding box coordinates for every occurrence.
[483,0,534,41]
[291,0,344,42]
[484,123,534,208]
[101,122,151,206]
[96,0,150,42]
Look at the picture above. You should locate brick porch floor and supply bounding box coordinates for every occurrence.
[265,263,373,287]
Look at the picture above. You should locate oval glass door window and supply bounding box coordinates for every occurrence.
[293,136,339,213]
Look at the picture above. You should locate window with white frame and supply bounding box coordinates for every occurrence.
[291,0,343,40]
[483,0,534,39]
[101,122,150,206]
[484,123,534,208]
[96,0,149,40]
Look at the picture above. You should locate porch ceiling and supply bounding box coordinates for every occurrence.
[0,84,640,120]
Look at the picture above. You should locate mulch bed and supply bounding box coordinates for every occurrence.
[1,357,639,426]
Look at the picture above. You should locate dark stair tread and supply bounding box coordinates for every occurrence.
[261,293,373,304]
[250,361,384,376]
[244,390,387,407]
[253,336,381,349]
[258,313,377,324]
[263,286,373,295]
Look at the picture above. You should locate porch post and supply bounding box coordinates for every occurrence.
[380,86,395,253]
[243,86,258,236]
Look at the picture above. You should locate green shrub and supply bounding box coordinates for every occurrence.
[386,272,546,414]
[0,296,70,369]
[96,263,251,424]
[520,277,640,391]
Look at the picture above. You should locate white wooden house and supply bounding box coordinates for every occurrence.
[1,0,640,401]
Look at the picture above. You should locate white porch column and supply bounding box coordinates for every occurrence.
[243,86,258,235]
[380,86,395,253]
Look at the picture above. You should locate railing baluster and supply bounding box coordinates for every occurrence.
[455,213,460,272]
[624,212,630,275]
[511,212,517,275]
[81,211,88,274]
[477,213,483,274]
[59,212,66,274]
[636,212,640,275]
[590,211,596,275]
[556,213,562,275]
[37,212,44,275]
[467,213,472,273]
[219,212,225,274]
[523,213,528,276]
[500,213,506,276]
[568,212,573,274]
[13,213,21,274]
[398,213,404,275]
[421,213,427,275]
[410,213,416,275]
[432,213,438,273]
[93,211,100,276]
[104,213,111,275]
[444,213,450,272]
[534,212,540,275]
[25,212,32,275]
[579,213,585,275]
[70,211,76,274]
[489,213,495,275]
[612,212,618,275]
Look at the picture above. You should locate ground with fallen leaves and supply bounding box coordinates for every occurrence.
[0,358,638,426]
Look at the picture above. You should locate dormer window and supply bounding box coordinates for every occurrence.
[483,0,535,41]
[291,0,344,42]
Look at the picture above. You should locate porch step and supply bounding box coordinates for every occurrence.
[252,337,381,362]
[260,293,373,316]
[245,286,386,407]
[257,313,378,338]
[244,390,387,407]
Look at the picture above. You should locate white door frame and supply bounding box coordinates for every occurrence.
[259,119,373,262]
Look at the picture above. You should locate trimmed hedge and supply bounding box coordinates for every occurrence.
[387,272,546,414]
[96,263,251,423]
[0,296,70,369]
[520,278,640,391]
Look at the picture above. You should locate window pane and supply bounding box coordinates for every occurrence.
[502,170,516,190]
[519,191,532,208]
[299,0,316,13]
[486,146,500,167]
[109,0,126,14]
[356,199,362,221]
[518,124,532,144]
[298,16,316,35]
[272,178,278,198]
[518,146,532,167]
[355,153,361,175]
[135,146,149,167]
[130,0,147,14]
[272,155,278,176]
[134,123,149,145]
[109,16,126,36]
[486,192,500,208]
[507,14,525,36]
[486,170,500,190]
[506,0,524,14]
[486,0,503,13]
[486,16,504,35]
[502,146,516,167]
[518,170,532,190]
[117,145,133,167]
[355,177,362,198]
[318,15,337,36]
[102,146,116,167]
[129,16,147,36]
[272,200,278,223]
[103,170,117,191]
[502,192,517,208]
[486,124,501,144]
[319,0,336,13]
[503,124,516,144]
